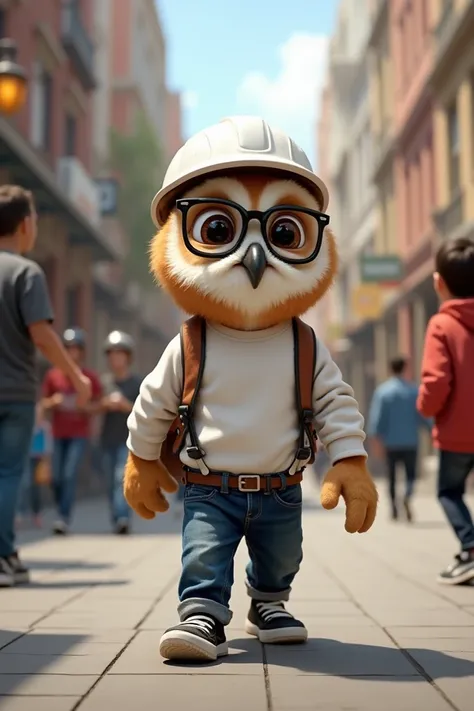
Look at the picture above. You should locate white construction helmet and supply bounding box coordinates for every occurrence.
[151,115,329,227]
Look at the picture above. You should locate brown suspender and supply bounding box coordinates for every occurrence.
[160,316,317,480]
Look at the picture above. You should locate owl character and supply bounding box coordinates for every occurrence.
[124,116,378,663]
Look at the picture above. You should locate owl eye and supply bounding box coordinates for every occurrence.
[192,210,236,246]
[269,215,305,250]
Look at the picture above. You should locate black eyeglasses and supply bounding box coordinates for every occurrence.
[175,197,330,265]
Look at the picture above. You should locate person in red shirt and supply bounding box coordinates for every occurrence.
[42,328,102,534]
[417,236,474,586]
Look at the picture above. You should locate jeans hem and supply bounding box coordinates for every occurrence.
[461,541,474,551]
[245,579,291,602]
[178,597,233,625]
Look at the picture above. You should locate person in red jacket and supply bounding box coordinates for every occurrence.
[417,236,474,586]
[42,328,102,535]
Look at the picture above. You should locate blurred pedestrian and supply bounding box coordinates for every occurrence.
[42,328,102,535]
[368,356,431,522]
[0,185,91,587]
[100,331,142,534]
[16,402,52,528]
[417,236,474,586]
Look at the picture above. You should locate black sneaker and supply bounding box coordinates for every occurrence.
[438,551,474,585]
[115,518,130,535]
[52,520,68,535]
[0,557,14,588]
[6,552,30,584]
[245,600,308,644]
[159,614,228,661]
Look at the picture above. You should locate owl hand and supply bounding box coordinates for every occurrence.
[123,452,178,519]
[320,456,378,533]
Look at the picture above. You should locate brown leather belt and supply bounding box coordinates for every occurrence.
[184,470,303,492]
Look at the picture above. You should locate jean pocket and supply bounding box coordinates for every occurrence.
[184,484,219,502]
[272,483,303,508]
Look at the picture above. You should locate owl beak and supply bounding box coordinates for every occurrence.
[241,243,267,289]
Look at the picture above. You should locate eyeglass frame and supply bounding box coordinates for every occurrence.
[175,197,331,265]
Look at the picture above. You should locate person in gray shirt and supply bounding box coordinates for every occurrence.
[0,185,92,588]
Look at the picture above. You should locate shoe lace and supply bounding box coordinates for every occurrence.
[256,601,292,622]
[183,614,215,632]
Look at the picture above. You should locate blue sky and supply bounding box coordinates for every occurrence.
[156,0,338,166]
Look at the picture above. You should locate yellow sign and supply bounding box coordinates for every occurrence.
[351,284,384,321]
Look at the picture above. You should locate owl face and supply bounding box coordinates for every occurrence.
[151,172,338,330]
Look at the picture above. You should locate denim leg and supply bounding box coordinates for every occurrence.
[245,484,303,602]
[385,451,398,506]
[110,445,130,522]
[0,402,36,557]
[438,450,474,551]
[59,438,87,523]
[178,485,245,625]
[52,439,66,512]
[16,461,31,517]
[30,459,42,516]
[402,449,417,500]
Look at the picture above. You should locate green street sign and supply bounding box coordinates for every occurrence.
[360,255,403,284]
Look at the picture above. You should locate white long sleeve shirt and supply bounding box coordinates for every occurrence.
[127,320,367,473]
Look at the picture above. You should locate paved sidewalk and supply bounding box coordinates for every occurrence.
[0,478,473,711]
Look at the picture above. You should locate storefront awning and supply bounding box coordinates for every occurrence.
[0,117,114,261]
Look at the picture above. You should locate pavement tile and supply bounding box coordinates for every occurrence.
[0,652,113,675]
[386,626,474,639]
[269,675,453,710]
[2,635,126,657]
[33,611,142,629]
[434,677,474,711]
[0,698,81,711]
[0,632,23,650]
[405,649,474,680]
[389,637,474,652]
[368,609,474,626]
[0,614,43,630]
[265,637,418,676]
[0,675,97,696]
[79,674,267,711]
[25,628,134,644]
[109,629,264,675]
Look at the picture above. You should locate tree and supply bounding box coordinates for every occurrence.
[109,111,165,286]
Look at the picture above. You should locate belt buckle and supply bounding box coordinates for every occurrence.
[238,474,261,492]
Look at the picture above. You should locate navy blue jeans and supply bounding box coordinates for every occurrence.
[18,457,42,517]
[438,450,474,551]
[0,402,36,557]
[386,448,418,504]
[52,437,87,523]
[178,481,303,625]
[102,444,131,523]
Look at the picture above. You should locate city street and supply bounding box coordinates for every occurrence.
[0,477,473,711]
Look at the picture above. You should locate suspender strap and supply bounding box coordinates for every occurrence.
[174,316,209,474]
[290,318,317,475]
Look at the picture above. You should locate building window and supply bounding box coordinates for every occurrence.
[30,61,53,151]
[0,9,5,37]
[64,114,77,156]
[66,286,79,328]
[447,102,460,196]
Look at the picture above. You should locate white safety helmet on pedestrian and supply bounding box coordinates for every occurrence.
[104,330,135,354]
[151,115,329,227]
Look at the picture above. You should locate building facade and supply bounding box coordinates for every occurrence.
[314,0,377,418]
[0,0,114,352]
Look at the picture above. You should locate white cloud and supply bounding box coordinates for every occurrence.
[182,90,199,110]
[236,33,329,168]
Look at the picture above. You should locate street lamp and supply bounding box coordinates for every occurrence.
[0,39,27,115]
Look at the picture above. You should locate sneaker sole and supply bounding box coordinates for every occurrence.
[437,568,474,585]
[0,574,14,588]
[159,631,228,661]
[13,571,30,585]
[244,619,308,644]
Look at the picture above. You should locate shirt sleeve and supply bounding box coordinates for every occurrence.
[90,372,103,399]
[19,261,54,326]
[126,335,183,461]
[417,316,452,418]
[312,339,367,465]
